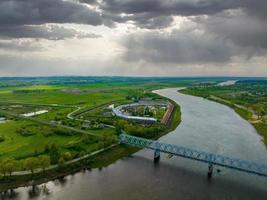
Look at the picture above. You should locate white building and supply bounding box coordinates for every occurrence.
[110,102,167,124]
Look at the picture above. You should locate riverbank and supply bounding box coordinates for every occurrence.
[180,89,267,146]
[0,95,181,192]
[0,145,138,192]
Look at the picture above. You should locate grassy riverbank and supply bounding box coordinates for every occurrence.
[180,81,267,146]
[0,145,138,191]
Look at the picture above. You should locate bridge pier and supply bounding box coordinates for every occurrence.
[154,150,160,163]
[207,163,213,180]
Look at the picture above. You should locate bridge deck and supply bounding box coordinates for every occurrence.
[119,134,267,177]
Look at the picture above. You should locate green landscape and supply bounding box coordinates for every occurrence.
[0,77,186,190]
[0,77,267,192]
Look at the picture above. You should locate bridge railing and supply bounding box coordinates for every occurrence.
[119,134,267,177]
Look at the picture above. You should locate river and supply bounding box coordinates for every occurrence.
[3,88,267,200]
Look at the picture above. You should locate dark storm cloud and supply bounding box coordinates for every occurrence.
[83,0,244,29]
[194,10,267,51]
[0,0,103,26]
[0,0,267,66]
[0,25,101,40]
[99,0,241,16]
[242,0,267,20]
[82,0,266,30]
[1,0,266,36]
[0,0,104,40]
[97,0,267,20]
[122,29,236,64]
[1,0,266,33]
[111,0,267,63]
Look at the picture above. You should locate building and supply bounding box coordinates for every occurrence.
[110,102,167,124]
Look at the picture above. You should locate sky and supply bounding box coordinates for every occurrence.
[0,0,267,77]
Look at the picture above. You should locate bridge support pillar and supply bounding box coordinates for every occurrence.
[154,150,160,163]
[207,163,213,180]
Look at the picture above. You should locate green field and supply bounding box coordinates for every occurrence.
[0,120,81,159]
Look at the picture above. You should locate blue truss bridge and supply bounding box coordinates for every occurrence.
[119,134,267,179]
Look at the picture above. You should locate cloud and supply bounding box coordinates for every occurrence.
[0,0,267,76]
[86,0,244,29]
[99,0,241,16]
[116,1,267,64]
[242,0,267,20]
[1,0,266,35]
[1,0,266,32]
[197,10,267,51]
[82,0,267,30]
[103,13,174,29]
[0,0,103,27]
[121,27,238,64]
[0,0,104,40]
[0,40,43,51]
[0,24,101,40]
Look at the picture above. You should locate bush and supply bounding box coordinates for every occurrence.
[0,135,5,143]
[42,130,54,137]
[81,135,98,144]
[53,128,74,136]
[62,152,72,161]
[16,127,36,136]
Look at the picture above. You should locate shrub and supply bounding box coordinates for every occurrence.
[62,152,72,161]
[16,128,36,136]
[0,135,5,143]
[53,128,74,136]
[81,135,98,144]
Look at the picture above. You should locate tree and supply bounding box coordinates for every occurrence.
[49,144,60,164]
[62,152,72,161]
[24,157,39,176]
[58,157,65,169]
[0,159,8,177]
[5,158,18,176]
[252,104,265,119]
[0,157,18,177]
[38,155,51,173]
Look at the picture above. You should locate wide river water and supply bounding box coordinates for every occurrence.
[4,88,267,200]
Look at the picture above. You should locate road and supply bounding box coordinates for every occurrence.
[0,109,100,137]
[9,143,118,176]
